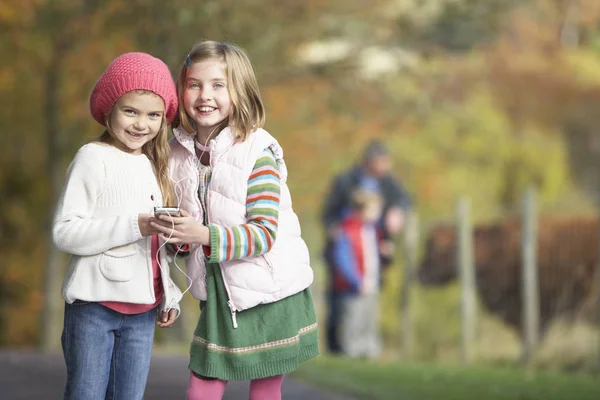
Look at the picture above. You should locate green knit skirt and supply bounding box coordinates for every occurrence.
[188,262,319,381]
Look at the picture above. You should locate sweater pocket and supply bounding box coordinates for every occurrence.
[99,244,137,282]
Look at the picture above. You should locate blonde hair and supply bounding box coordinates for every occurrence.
[95,90,174,205]
[175,40,265,141]
[351,190,383,211]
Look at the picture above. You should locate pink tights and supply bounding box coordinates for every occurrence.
[186,372,284,400]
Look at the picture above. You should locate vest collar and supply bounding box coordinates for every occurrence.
[210,127,237,160]
[173,126,238,162]
[172,126,196,156]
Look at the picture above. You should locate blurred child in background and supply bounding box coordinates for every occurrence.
[331,189,388,359]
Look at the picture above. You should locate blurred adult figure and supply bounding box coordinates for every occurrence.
[321,139,413,354]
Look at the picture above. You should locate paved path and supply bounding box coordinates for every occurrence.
[0,350,353,400]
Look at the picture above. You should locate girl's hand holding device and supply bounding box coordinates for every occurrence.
[150,209,210,246]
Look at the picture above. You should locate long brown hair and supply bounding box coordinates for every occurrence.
[95,90,174,205]
[175,40,265,141]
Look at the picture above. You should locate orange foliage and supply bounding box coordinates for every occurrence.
[3,0,600,348]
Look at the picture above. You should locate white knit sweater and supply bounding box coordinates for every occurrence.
[52,143,182,311]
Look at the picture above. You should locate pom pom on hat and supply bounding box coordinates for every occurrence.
[90,52,178,125]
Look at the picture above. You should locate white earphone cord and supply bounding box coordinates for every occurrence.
[155,177,191,302]
[155,127,219,303]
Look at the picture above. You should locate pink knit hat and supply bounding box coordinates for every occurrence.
[90,52,178,125]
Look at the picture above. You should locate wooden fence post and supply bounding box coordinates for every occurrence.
[457,197,476,365]
[521,186,540,369]
[400,210,419,360]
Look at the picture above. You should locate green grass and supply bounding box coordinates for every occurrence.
[292,356,600,400]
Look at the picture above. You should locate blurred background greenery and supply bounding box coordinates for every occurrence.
[2,0,600,397]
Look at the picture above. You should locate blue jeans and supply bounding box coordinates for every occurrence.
[61,301,157,400]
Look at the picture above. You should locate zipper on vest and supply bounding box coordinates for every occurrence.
[227,300,238,329]
[262,254,278,284]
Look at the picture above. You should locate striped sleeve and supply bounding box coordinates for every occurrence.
[207,148,281,262]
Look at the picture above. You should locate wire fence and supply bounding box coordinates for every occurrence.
[394,186,600,374]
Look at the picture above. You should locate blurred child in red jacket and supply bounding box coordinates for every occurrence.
[331,189,391,358]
